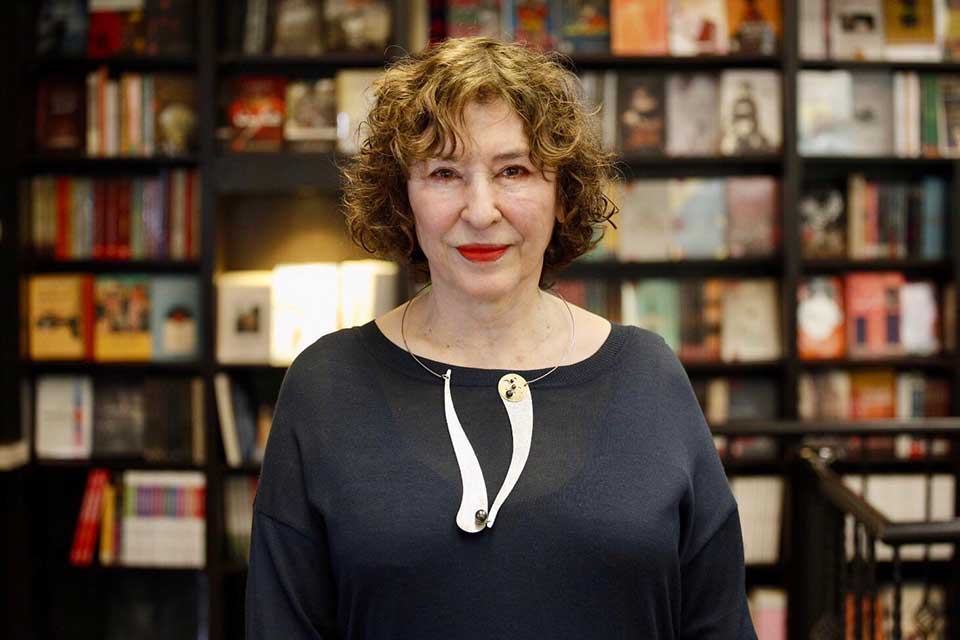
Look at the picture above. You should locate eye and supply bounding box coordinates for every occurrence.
[500,165,529,178]
[430,167,458,180]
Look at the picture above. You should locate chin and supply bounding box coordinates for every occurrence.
[450,269,531,302]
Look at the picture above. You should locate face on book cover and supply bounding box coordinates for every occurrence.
[406,99,561,304]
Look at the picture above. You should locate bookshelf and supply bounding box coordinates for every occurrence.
[4,1,960,639]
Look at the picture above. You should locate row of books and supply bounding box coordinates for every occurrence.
[225,476,258,566]
[36,72,197,157]
[220,70,378,154]
[800,175,946,260]
[237,0,391,55]
[70,469,206,568]
[732,475,783,565]
[798,275,947,360]
[799,369,951,421]
[441,0,781,56]
[583,69,781,156]
[216,260,398,365]
[34,374,204,464]
[620,278,782,362]
[37,0,194,58]
[214,373,274,468]
[801,0,960,62]
[26,171,201,261]
[799,71,960,157]
[26,274,201,362]
[610,177,779,261]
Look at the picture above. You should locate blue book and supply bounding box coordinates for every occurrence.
[150,276,201,361]
[921,177,944,259]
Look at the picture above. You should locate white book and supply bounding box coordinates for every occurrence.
[669,0,728,56]
[616,180,672,261]
[271,262,340,365]
[830,0,885,60]
[800,0,827,59]
[900,281,940,355]
[214,373,241,468]
[105,80,119,156]
[216,271,273,364]
[719,70,781,155]
[721,279,782,362]
[798,71,855,155]
[35,376,93,460]
[338,259,399,329]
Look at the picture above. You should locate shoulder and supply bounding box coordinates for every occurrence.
[278,326,372,400]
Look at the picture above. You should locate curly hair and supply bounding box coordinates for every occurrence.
[341,37,619,282]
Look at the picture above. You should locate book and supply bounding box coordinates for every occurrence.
[35,375,94,459]
[153,75,197,156]
[555,0,610,54]
[679,278,723,361]
[271,262,339,365]
[94,275,152,362]
[830,0,885,60]
[616,179,671,261]
[798,277,846,359]
[510,0,554,49]
[899,280,940,355]
[325,0,392,52]
[798,70,855,154]
[120,470,205,567]
[882,0,938,61]
[725,176,778,257]
[621,279,680,349]
[617,73,665,154]
[36,0,89,57]
[665,73,720,155]
[143,377,202,463]
[669,0,728,55]
[610,0,667,56]
[92,380,145,457]
[150,275,200,361]
[227,76,287,152]
[144,0,195,56]
[69,468,109,566]
[338,259,400,328]
[272,0,324,55]
[800,186,847,258]
[850,72,894,155]
[335,69,382,155]
[284,79,338,152]
[800,0,827,59]
[447,0,501,38]
[719,70,781,155]
[28,274,94,360]
[721,278,781,361]
[87,7,146,58]
[844,271,905,358]
[727,0,780,54]
[216,270,273,364]
[36,77,85,152]
[669,178,727,259]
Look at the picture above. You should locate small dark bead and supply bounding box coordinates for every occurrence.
[475,509,488,525]
[506,390,513,398]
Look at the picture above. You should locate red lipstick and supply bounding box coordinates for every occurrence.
[457,244,509,262]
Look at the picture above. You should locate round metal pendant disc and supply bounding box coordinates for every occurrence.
[498,373,528,403]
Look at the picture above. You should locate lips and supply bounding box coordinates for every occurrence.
[457,244,509,262]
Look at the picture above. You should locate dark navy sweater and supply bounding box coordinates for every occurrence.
[246,320,758,639]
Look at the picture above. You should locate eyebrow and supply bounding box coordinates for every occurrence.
[433,148,531,163]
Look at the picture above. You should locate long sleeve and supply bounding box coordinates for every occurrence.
[245,357,338,639]
[655,335,758,640]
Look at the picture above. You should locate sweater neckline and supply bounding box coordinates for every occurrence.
[356,319,630,387]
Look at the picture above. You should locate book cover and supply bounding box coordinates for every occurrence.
[665,73,720,155]
[28,274,94,360]
[948,0,960,60]
[87,8,146,57]
[849,72,894,155]
[37,0,89,57]
[615,179,671,261]
[883,0,936,47]
[144,0,195,56]
[284,78,338,152]
[325,0,391,52]
[271,262,339,365]
[721,278,782,361]
[228,75,286,152]
[153,74,197,156]
[555,0,610,54]
[669,0,729,56]
[725,176,779,257]
[617,73,665,154]
[726,378,779,420]
[338,260,400,328]
[850,369,896,418]
[216,270,273,364]
[938,76,960,157]
[726,0,780,54]
[610,0,668,56]
[272,0,324,55]
[900,280,940,355]
[668,178,727,259]
[797,276,846,359]
[800,0,827,59]
[829,0,885,60]
[35,375,94,459]
[679,278,723,361]
[844,271,905,358]
[335,69,383,155]
[629,279,680,349]
[94,275,152,361]
[93,380,146,457]
[920,176,945,259]
[798,70,855,154]
[150,275,200,361]
[36,77,85,152]
[719,70,781,155]
[511,0,553,49]
[447,0,501,38]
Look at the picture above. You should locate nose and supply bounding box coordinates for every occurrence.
[460,173,502,229]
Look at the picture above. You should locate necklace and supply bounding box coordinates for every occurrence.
[400,285,576,533]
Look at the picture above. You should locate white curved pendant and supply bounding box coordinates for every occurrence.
[443,369,534,533]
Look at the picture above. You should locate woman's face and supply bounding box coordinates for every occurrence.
[407,99,561,303]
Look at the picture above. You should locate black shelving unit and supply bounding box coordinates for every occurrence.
[5,2,960,639]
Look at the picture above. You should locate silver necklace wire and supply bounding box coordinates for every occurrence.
[399,282,576,386]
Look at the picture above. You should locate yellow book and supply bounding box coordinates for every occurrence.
[28,274,93,360]
[99,482,116,566]
[94,275,152,361]
[884,0,936,45]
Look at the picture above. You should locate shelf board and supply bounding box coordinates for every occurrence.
[28,55,197,73]
[744,563,784,587]
[798,356,955,371]
[35,458,204,471]
[617,153,782,177]
[213,152,342,193]
[22,258,200,274]
[23,360,204,374]
[802,259,951,276]
[711,418,960,436]
[566,53,782,70]
[723,459,786,475]
[224,462,262,475]
[217,363,289,373]
[565,257,780,279]
[802,58,960,72]
[22,154,199,173]
[681,359,783,375]
[60,563,205,574]
[218,51,393,73]
[800,155,954,168]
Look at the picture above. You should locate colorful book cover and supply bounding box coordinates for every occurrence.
[512,0,554,49]
[850,369,896,418]
[669,0,729,56]
[798,70,855,155]
[610,0,667,56]
[447,0,501,38]
[555,0,610,54]
[94,275,152,361]
[882,0,935,46]
[35,375,94,459]
[616,179,671,261]
[726,0,780,54]
[665,73,720,155]
[151,275,200,361]
[617,73,665,154]
[668,178,727,259]
[228,75,286,153]
[216,271,273,364]
[719,70,781,155]
[153,74,197,156]
[631,279,680,349]
[726,176,779,257]
[799,186,846,259]
[284,78,338,152]
[28,274,94,360]
[797,276,846,359]
[844,271,905,358]
[93,381,146,457]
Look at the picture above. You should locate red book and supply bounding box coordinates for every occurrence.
[228,76,287,152]
[69,469,109,566]
[104,180,117,259]
[184,170,194,258]
[93,180,107,259]
[55,177,71,259]
[116,180,131,260]
[82,276,95,360]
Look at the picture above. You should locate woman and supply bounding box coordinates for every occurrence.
[246,37,757,639]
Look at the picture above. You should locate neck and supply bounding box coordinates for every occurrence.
[404,281,571,370]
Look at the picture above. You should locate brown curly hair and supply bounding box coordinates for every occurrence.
[341,37,618,282]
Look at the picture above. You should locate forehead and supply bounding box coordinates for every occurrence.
[436,99,530,160]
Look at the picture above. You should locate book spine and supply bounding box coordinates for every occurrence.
[69,469,108,566]
[55,177,71,260]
